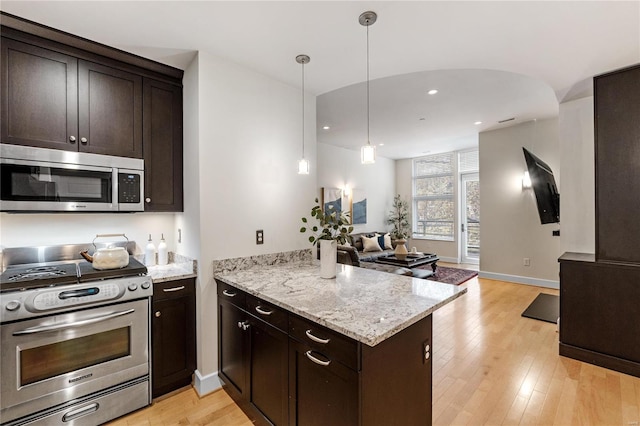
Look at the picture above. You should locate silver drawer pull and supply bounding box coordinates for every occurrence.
[255,306,273,316]
[222,289,236,297]
[305,329,330,344]
[305,350,331,366]
[62,402,99,422]
[163,286,185,293]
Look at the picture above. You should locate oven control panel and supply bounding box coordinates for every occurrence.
[0,276,152,322]
[31,282,124,311]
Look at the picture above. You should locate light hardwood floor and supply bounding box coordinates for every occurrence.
[109,276,640,425]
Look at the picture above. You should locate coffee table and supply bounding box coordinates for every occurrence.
[375,253,439,272]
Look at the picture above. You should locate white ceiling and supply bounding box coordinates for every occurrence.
[2,1,639,159]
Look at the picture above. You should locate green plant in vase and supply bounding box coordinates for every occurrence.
[300,198,353,245]
[387,194,411,240]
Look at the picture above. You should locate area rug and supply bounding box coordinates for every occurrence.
[521,293,559,324]
[416,265,478,285]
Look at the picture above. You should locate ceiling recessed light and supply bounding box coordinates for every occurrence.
[474,121,482,125]
[427,89,438,95]
[379,143,384,146]
[322,126,330,130]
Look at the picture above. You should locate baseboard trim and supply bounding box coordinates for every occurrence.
[438,256,459,264]
[478,271,559,289]
[193,369,222,397]
[560,343,640,378]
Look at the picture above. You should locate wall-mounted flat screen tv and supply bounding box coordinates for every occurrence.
[522,147,560,224]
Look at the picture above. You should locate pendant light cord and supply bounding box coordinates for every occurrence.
[366,23,370,146]
[302,60,305,158]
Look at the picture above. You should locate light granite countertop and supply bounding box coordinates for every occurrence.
[215,259,466,347]
[134,253,198,283]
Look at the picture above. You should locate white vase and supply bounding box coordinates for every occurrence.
[394,238,408,260]
[319,240,337,279]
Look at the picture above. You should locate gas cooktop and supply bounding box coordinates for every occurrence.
[0,256,147,293]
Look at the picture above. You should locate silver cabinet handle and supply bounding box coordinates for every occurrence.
[237,321,250,331]
[305,330,330,344]
[222,289,236,297]
[155,311,161,317]
[13,309,134,335]
[80,137,88,144]
[163,286,185,293]
[255,305,273,316]
[69,135,76,143]
[145,198,151,203]
[305,350,331,366]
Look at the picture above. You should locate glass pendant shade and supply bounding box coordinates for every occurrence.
[361,144,376,164]
[298,158,310,175]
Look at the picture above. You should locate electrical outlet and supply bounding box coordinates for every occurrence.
[523,257,531,266]
[178,228,182,244]
[256,230,264,245]
[422,340,431,364]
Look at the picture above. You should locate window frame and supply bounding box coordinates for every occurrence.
[412,152,456,241]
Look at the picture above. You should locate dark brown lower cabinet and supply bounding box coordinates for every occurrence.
[217,280,433,426]
[289,340,358,426]
[559,253,640,378]
[152,278,196,398]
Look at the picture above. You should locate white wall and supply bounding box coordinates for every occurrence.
[395,158,459,261]
[317,143,395,232]
[0,212,176,254]
[186,51,317,386]
[558,96,595,254]
[479,118,561,286]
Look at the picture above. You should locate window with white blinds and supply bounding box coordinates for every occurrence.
[459,149,479,173]
[413,152,455,241]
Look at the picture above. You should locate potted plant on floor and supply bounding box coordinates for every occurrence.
[387,194,411,259]
[300,198,353,278]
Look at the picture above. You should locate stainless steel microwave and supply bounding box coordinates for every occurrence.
[0,144,144,212]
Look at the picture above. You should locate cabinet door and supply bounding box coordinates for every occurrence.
[289,339,358,426]
[249,316,288,425]
[152,280,196,398]
[1,38,78,150]
[595,65,640,263]
[143,79,183,211]
[78,60,143,158]
[218,299,249,397]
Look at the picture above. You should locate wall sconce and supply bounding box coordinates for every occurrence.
[342,186,351,198]
[522,171,532,189]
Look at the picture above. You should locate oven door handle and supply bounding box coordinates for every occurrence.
[12,309,135,336]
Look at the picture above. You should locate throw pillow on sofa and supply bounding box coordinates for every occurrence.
[362,235,383,252]
[376,233,393,250]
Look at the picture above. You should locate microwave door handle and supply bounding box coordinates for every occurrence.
[112,169,118,210]
[12,309,135,336]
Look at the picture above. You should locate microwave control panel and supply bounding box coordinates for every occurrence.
[118,173,141,204]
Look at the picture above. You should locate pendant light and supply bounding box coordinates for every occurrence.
[297,54,310,175]
[360,11,377,164]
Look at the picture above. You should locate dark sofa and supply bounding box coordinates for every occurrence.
[347,231,396,262]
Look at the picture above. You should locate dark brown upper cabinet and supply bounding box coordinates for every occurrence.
[2,38,143,158]
[143,78,183,211]
[595,64,640,264]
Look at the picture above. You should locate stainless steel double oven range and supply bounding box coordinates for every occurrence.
[0,243,152,425]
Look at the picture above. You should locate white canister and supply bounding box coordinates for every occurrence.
[145,234,156,266]
[158,233,168,266]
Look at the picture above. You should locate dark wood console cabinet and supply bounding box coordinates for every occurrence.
[0,12,185,212]
[217,279,433,426]
[559,63,640,378]
[152,278,196,398]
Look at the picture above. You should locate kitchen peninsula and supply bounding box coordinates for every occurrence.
[215,254,466,426]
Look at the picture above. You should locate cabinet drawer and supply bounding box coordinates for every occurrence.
[154,278,195,301]
[246,295,288,332]
[216,281,246,309]
[289,315,358,370]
